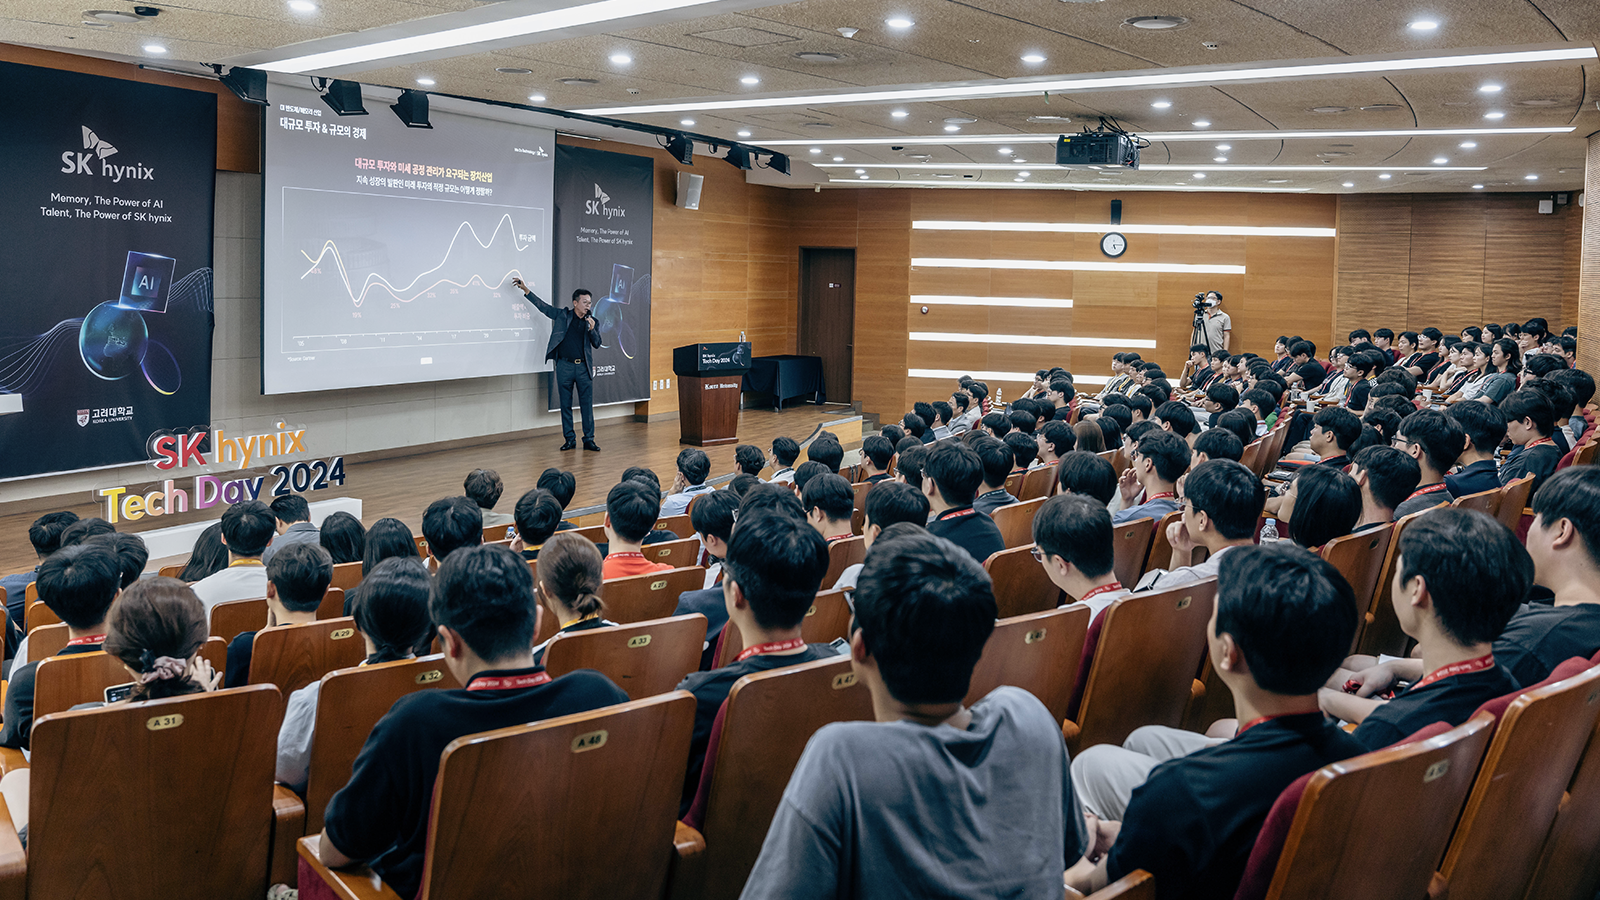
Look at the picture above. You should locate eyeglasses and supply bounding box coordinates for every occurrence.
[1030,546,1046,562]
[1391,436,1414,449]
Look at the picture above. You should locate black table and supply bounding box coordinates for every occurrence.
[742,355,825,411]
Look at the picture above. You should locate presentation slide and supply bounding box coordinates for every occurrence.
[263,82,555,395]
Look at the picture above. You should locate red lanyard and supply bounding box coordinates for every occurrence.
[735,638,806,663]
[1413,654,1494,691]
[939,507,978,521]
[826,534,854,543]
[467,671,553,691]
[66,634,106,647]
[1405,483,1448,503]
[1237,710,1319,736]
[1146,492,1177,502]
[608,552,644,560]
[1079,583,1124,606]
[1526,438,1556,450]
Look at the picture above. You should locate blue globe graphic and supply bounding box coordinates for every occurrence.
[79,302,149,380]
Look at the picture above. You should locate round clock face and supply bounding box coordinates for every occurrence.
[1101,232,1128,258]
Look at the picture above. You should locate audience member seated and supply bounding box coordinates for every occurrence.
[277,556,433,795]
[179,522,229,584]
[421,496,484,566]
[860,435,895,483]
[674,492,743,654]
[746,530,1087,896]
[1138,460,1264,592]
[532,533,617,665]
[930,400,956,438]
[1192,428,1244,465]
[530,468,577,534]
[463,468,514,529]
[767,436,800,485]
[1073,420,1107,454]
[1005,430,1041,473]
[1444,402,1506,497]
[601,481,673,579]
[1275,465,1361,551]
[1547,368,1594,446]
[979,411,1011,440]
[831,481,930,592]
[1037,420,1076,466]
[1390,409,1463,517]
[262,494,320,566]
[1284,340,1327,391]
[1113,429,1190,525]
[1237,390,1276,436]
[1499,388,1563,494]
[1347,446,1420,530]
[3,511,78,645]
[310,544,627,897]
[1035,495,1129,621]
[1065,543,1364,898]
[734,444,765,478]
[318,511,366,565]
[675,510,835,812]
[661,448,715,517]
[224,542,334,688]
[361,517,421,577]
[894,441,927,490]
[0,542,121,750]
[1525,378,1576,455]
[191,500,275,610]
[972,437,1019,516]
[510,489,566,561]
[58,517,114,550]
[1323,510,1526,749]
[1057,451,1119,506]
[803,473,857,543]
[905,413,932,445]
[792,460,830,494]
[922,441,1006,565]
[1154,401,1199,444]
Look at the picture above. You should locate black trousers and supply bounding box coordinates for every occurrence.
[555,358,595,441]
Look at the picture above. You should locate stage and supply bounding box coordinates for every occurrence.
[0,405,863,575]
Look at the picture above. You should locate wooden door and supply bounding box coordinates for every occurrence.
[798,248,855,403]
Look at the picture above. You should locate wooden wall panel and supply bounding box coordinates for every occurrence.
[1581,134,1600,374]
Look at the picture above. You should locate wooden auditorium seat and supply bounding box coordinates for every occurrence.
[643,537,702,571]
[1018,464,1056,501]
[248,618,369,695]
[1062,580,1217,755]
[1495,474,1535,534]
[1233,713,1495,900]
[543,614,707,700]
[1526,679,1600,899]
[1355,508,1430,657]
[302,655,461,834]
[0,685,286,900]
[673,657,872,900]
[329,561,362,593]
[1140,511,1185,577]
[800,589,853,645]
[24,600,60,634]
[1317,524,1394,642]
[24,623,71,664]
[964,606,1090,723]
[602,567,705,624]
[982,545,1063,619]
[991,497,1046,550]
[850,480,872,513]
[1111,517,1156,590]
[31,637,230,722]
[1449,487,1501,517]
[316,587,345,621]
[1238,437,1266,477]
[822,536,866,588]
[210,597,268,643]
[298,692,696,900]
[481,524,517,544]
[1003,470,1025,498]
[571,524,607,544]
[1087,870,1155,899]
[157,563,185,579]
[654,514,694,539]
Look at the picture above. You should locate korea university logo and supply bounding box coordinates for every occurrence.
[77,409,90,427]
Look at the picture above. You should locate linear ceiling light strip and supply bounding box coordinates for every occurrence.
[914,222,1335,237]
[911,295,1076,307]
[911,368,1112,386]
[760,127,1573,147]
[913,257,1246,274]
[836,180,1313,192]
[823,163,1484,172]
[911,333,1160,349]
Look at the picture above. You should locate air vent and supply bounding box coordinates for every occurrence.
[495,67,533,75]
[794,52,845,62]
[1310,106,1351,114]
[85,9,143,22]
[1316,151,1353,158]
[1027,115,1072,123]
[801,121,835,128]
[691,27,797,46]
[1328,143,1355,148]
[1361,103,1403,111]
[943,117,977,124]
[1515,98,1563,107]
[1266,179,1291,183]
[558,77,599,85]
[1124,16,1190,29]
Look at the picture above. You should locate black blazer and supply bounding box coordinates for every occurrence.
[521,290,603,372]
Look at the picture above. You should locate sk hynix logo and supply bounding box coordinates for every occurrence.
[585,183,626,219]
[62,126,154,182]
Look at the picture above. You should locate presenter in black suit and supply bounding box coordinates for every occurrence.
[512,278,603,451]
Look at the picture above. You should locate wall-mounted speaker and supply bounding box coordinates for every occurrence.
[676,172,704,210]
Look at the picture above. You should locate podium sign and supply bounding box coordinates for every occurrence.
[673,343,750,446]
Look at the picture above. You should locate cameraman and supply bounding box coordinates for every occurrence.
[1192,290,1231,353]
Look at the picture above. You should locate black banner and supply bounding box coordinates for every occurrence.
[550,145,652,410]
[0,62,216,479]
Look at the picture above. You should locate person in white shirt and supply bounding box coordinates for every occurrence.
[464,468,516,530]
[831,482,930,592]
[191,500,276,612]
[660,448,716,517]
[1136,460,1264,593]
[1032,494,1130,623]
[766,436,800,485]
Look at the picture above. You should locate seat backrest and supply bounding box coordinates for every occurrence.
[247,617,369,695]
[1141,510,1186,576]
[1450,487,1501,517]
[992,497,1047,549]
[697,657,874,900]
[420,692,696,900]
[33,650,130,720]
[1574,438,1600,467]
[28,685,282,900]
[1263,419,1292,472]
[965,606,1091,722]
[1019,464,1057,501]
[1111,517,1156,590]
[1355,509,1428,657]
[1496,474,1535,533]
[25,599,61,633]
[654,514,694,539]
[602,567,706,624]
[303,654,460,833]
[1069,579,1217,753]
[315,587,345,621]
[851,480,872,512]
[1525,714,1600,900]
[543,614,707,701]
[823,536,866,587]
[1317,524,1394,628]
[642,537,701,571]
[982,544,1063,619]
[571,524,607,544]
[1239,437,1266,477]
[328,560,362,593]
[482,523,517,544]
[210,597,268,642]
[1003,470,1026,498]
[1437,662,1600,900]
[157,563,184,579]
[1093,871,1154,900]
[1242,712,1494,900]
[801,589,853,645]
[26,622,71,663]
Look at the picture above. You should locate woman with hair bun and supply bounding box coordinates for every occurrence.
[531,533,616,665]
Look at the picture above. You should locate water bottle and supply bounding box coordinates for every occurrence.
[739,331,746,342]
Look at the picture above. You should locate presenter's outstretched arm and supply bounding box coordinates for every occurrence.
[511,277,559,320]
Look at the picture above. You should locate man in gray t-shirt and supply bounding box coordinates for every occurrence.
[741,533,1087,899]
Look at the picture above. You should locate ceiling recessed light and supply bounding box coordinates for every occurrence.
[855,168,865,174]
[559,78,599,86]
[528,93,546,102]
[1478,83,1502,93]
[1021,53,1047,63]
[1012,158,1025,163]
[1433,157,1448,164]
[680,118,695,125]
[944,124,961,132]
[1473,184,1484,189]
[88,10,143,22]
[737,129,752,137]
[496,66,533,75]
[1311,106,1352,114]
[859,174,869,179]
[1408,19,1439,31]
[943,117,977,124]
[1193,172,1206,179]
[1151,100,1172,109]
[998,147,1012,155]
[1214,156,1228,162]
[1525,174,1538,180]
[740,75,760,85]
[810,148,822,154]
[795,52,844,62]
[885,17,914,28]
[832,155,844,162]
[1361,103,1403,111]
[609,53,631,65]
[1342,181,1355,187]
[892,110,909,118]
[143,44,168,54]
[1216,143,1231,150]
[1378,173,1392,179]
[1459,141,1476,148]
[1126,15,1189,29]
[1484,111,1505,119]
[415,77,435,86]
[1018,170,1031,177]
[1267,179,1291,183]
[288,0,318,11]
[1192,120,1211,128]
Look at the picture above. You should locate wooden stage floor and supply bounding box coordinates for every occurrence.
[0,404,861,575]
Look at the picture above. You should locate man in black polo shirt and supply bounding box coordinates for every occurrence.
[971,437,1018,516]
[1066,544,1365,899]
[1444,401,1506,498]
[921,441,1005,565]
[0,542,121,750]
[1391,409,1463,519]
[1347,446,1420,530]
[1499,389,1564,494]
[1323,510,1524,750]
[312,544,627,898]
[675,508,837,812]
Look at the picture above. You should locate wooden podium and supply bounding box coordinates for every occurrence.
[674,343,751,446]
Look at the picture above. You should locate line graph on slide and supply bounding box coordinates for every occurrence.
[275,188,548,353]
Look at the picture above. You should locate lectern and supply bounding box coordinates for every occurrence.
[673,343,751,446]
